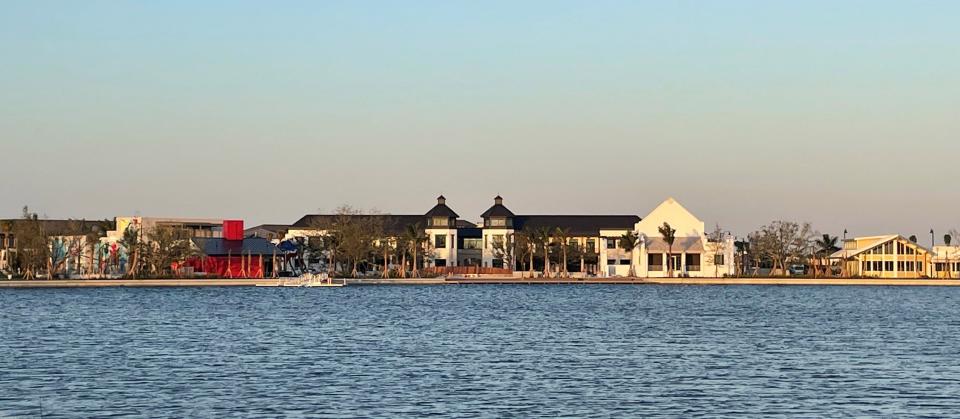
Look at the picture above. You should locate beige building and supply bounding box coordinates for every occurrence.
[830,235,932,278]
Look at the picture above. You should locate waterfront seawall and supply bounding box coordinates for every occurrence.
[3,277,960,288]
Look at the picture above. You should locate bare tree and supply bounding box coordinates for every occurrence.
[708,224,727,278]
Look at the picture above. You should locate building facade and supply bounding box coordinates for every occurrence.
[830,235,932,278]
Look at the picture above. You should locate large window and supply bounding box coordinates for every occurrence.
[648,254,664,271]
[429,217,449,227]
[435,234,446,249]
[463,238,482,250]
[686,254,701,271]
[487,218,507,227]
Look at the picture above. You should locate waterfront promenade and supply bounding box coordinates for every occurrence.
[3,277,960,287]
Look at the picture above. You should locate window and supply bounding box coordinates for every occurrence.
[492,258,504,268]
[648,254,664,271]
[619,259,631,265]
[607,239,618,249]
[434,259,446,267]
[714,254,725,265]
[430,217,449,227]
[463,238,482,250]
[488,218,506,227]
[686,254,701,271]
[586,240,596,252]
[918,262,924,272]
[435,235,446,249]
[898,261,905,271]
[607,259,616,266]
[884,261,894,272]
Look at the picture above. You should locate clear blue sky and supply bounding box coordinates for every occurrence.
[1,1,958,240]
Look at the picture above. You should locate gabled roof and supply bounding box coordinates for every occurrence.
[192,237,279,256]
[829,235,930,259]
[513,215,640,237]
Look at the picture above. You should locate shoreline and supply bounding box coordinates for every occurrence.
[2,277,960,288]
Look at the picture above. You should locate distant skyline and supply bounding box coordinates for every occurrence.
[1,1,958,240]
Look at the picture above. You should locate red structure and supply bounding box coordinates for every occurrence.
[182,220,279,278]
[223,220,244,241]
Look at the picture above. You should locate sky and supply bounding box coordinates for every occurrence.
[1,1,958,241]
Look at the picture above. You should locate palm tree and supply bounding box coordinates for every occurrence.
[119,226,141,278]
[514,229,536,278]
[619,231,639,278]
[403,224,427,278]
[659,222,676,278]
[534,227,553,278]
[553,227,572,278]
[814,234,840,278]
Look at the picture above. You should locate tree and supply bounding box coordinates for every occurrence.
[814,234,840,277]
[376,235,394,278]
[84,220,110,277]
[945,234,952,246]
[491,233,513,271]
[553,227,572,278]
[13,206,48,280]
[708,224,727,278]
[514,229,536,278]
[145,226,194,277]
[403,223,428,278]
[658,222,676,278]
[119,225,142,278]
[909,235,918,243]
[619,231,639,278]
[534,227,553,278]
[752,221,814,276]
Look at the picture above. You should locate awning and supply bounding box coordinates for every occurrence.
[645,237,704,253]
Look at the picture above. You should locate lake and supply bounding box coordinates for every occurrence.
[2,285,960,417]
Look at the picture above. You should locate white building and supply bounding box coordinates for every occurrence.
[630,198,735,278]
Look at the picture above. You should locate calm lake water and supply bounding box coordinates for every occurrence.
[2,285,960,417]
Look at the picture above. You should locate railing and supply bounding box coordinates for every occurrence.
[424,266,513,276]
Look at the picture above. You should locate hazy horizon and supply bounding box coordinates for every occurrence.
[2,1,958,240]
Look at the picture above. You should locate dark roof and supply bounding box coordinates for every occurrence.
[513,215,640,236]
[0,219,115,236]
[192,237,279,256]
[457,227,483,238]
[425,203,459,218]
[291,214,426,235]
[481,204,515,218]
[245,224,289,234]
[456,220,478,228]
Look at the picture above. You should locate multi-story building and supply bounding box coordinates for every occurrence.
[281,194,733,277]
